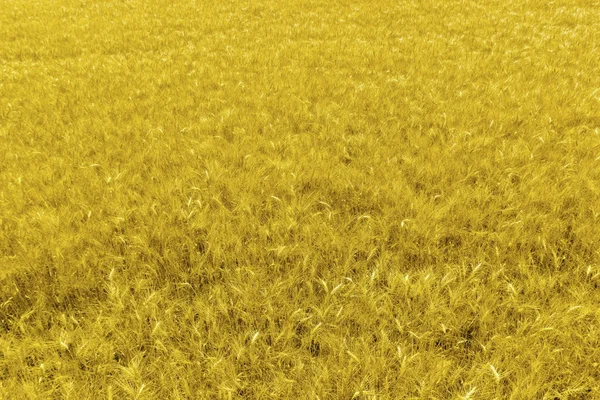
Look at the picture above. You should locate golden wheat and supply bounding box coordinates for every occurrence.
[1,0,599,398]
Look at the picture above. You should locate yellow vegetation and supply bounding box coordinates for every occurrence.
[1,0,599,398]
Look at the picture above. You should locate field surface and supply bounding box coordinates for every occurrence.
[1,0,600,398]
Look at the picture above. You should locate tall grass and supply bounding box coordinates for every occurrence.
[1,0,599,398]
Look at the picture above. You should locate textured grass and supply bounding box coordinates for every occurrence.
[1,0,600,398]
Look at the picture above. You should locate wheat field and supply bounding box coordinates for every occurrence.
[1,0,600,398]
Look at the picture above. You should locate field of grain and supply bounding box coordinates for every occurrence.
[1,0,600,398]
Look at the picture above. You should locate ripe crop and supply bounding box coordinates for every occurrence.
[1,0,599,398]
